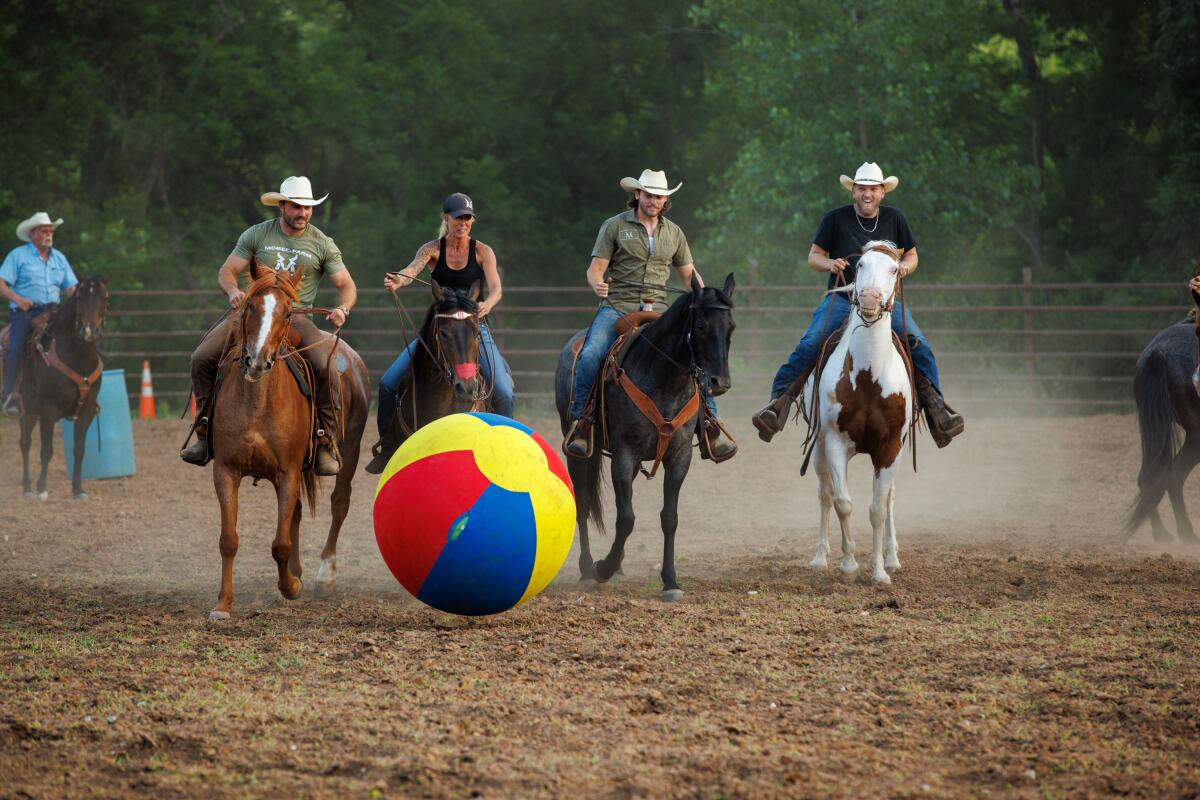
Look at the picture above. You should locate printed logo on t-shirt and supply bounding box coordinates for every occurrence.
[261,245,313,272]
[619,230,638,241]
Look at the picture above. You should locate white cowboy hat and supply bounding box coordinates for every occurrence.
[260,175,329,207]
[16,212,64,242]
[839,162,899,192]
[619,169,682,196]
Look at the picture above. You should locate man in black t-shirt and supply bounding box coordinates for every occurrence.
[751,162,964,447]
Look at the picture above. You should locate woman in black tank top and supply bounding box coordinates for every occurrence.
[367,193,514,472]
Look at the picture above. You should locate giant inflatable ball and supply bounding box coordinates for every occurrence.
[373,413,575,615]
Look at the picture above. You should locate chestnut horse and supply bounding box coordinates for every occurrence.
[803,242,913,584]
[207,264,369,620]
[1,276,109,500]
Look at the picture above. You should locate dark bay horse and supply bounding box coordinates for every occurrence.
[208,264,369,620]
[1,276,109,500]
[554,274,735,601]
[1125,313,1200,543]
[385,280,488,450]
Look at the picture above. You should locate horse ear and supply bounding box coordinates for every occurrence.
[722,272,736,298]
[690,273,703,303]
[290,265,305,288]
[249,260,263,280]
[431,279,445,303]
[468,280,481,302]
[101,274,112,286]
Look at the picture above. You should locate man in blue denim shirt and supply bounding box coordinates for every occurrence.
[0,212,78,415]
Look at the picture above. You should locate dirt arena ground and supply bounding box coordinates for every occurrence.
[0,412,1198,798]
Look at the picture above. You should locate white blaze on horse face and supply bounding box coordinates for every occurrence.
[252,293,277,361]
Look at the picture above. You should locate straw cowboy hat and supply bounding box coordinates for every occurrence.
[839,162,899,192]
[260,175,329,207]
[16,212,64,242]
[620,169,682,196]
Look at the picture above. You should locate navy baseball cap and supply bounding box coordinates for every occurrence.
[443,192,476,218]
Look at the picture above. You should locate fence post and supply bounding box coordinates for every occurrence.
[1022,266,1036,399]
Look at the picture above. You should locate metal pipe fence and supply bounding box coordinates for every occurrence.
[7,278,1190,416]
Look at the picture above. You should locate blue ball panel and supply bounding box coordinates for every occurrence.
[416,483,538,616]
[468,411,534,434]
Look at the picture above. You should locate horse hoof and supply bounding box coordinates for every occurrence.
[282,579,303,600]
[809,557,828,570]
[872,572,892,586]
[578,577,598,590]
[36,491,48,502]
[660,589,685,603]
[207,610,230,622]
[839,567,859,582]
[22,491,34,500]
[313,580,336,599]
[885,560,902,572]
[73,492,89,501]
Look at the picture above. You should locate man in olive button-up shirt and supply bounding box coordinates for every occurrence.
[563,169,736,462]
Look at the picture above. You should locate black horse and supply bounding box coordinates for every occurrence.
[380,281,487,457]
[554,274,735,601]
[1125,315,1200,543]
[7,276,109,500]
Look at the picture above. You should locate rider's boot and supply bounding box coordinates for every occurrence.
[751,366,812,443]
[697,415,737,462]
[2,392,20,417]
[916,373,964,448]
[563,416,593,459]
[180,417,212,466]
[314,429,342,476]
[364,425,399,475]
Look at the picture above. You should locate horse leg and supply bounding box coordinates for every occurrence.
[810,444,833,569]
[658,451,688,602]
[884,482,901,572]
[289,500,303,581]
[36,414,54,500]
[595,451,638,583]
[19,414,35,496]
[70,411,89,499]
[210,466,241,620]
[870,468,897,585]
[1167,436,1200,543]
[825,439,858,576]
[568,460,595,582]
[272,475,303,600]
[316,471,352,597]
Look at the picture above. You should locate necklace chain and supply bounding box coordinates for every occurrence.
[855,209,880,234]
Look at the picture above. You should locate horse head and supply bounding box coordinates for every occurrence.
[431,279,483,403]
[854,241,902,323]
[72,276,110,343]
[238,263,302,382]
[689,273,736,397]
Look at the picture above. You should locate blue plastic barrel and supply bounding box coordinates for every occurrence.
[60,368,137,480]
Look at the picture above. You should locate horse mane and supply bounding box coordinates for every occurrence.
[245,268,300,304]
[862,240,902,262]
[48,290,77,334]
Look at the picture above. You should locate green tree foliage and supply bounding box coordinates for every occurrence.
[0,0,1195,292]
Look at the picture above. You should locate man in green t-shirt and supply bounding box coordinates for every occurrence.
[180,176,357,475]
[563,169,737,462]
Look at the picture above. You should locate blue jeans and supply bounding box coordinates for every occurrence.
[569,305,718,419]
[769,294,941,398]
[3,306,50,396]
[376,321,513,434]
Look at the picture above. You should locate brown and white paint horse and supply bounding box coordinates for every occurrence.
[803,242,911,584]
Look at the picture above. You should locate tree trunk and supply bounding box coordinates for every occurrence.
[1003,0,1046,271]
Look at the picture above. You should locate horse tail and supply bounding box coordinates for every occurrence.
[583,447,606,534]
[301,470,321,518]
[1125,346,1179,538]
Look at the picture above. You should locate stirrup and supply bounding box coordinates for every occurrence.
[563,418,593,459]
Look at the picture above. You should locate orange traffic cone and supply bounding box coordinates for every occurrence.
[139,360,156,419]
